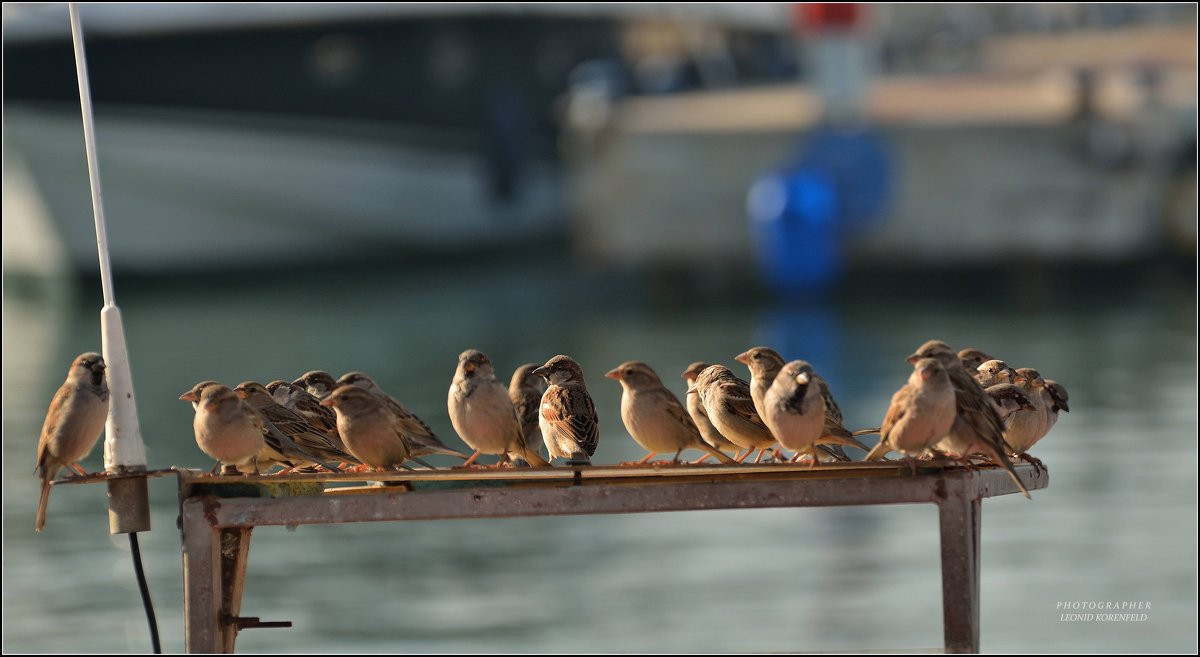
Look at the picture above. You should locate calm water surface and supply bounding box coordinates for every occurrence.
[3,260,1196,653]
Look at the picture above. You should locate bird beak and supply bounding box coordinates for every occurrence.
[91,362,107,374]
[734,351,750,365]
[686,384,699,395]
[233,388,248,399]
[905,353,920,365]
[1022,401,1036,411]
[1060,402,1070,413]
[319,397,334,407]
[605,368,621,380]
[1012,374,1027,384]
[531,366,548,379]
[919,367,935,381]
[179,391,198,402]
[795,371,810,385]
[462,361,476,374]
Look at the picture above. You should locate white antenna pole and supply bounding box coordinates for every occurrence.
[69,4,150,534]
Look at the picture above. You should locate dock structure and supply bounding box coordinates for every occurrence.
[159,461,1047,653]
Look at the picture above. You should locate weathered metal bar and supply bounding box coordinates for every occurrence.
[938,476,983,653]
[218,528,253,652]
[178,464,1047,653]
[181,498,220,653]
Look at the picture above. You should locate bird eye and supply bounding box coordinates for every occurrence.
[625,368,633,376]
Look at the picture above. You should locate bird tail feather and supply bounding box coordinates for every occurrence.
[36,474,51,533]
[700,443,737,464]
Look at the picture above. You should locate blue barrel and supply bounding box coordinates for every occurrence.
[748,125,892,293]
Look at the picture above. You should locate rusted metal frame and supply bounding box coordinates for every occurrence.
[180,465,1045,653]
[938,474,982,653]
[218,528,254,652]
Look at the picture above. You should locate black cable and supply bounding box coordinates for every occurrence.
[129,532,162,654]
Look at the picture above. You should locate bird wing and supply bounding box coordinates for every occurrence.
[880,385,912,444]
[660,389,702,440]
[541,385,599,456]
[36,383,73,468]
[951,369,1008,444]
[511,389,541,436]
[715,376,764,425]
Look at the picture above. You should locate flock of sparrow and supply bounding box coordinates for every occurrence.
[33,339,1069,531]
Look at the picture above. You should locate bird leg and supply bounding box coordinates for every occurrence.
[754,449,770,463]
[68,462,89,477]
[1016,452,1045,475]
[637,452,658,464]
[735,450,754,463]
[209,462,221,475]
[672,449,683,464]
[691,454,713,464]
[460,450,483,467]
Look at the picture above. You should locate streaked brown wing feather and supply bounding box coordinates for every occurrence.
[542,386,599,456]
[880,385,912,444]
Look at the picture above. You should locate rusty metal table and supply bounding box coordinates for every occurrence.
[174,461,1048,653]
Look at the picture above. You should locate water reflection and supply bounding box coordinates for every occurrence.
[2,260,1196,652]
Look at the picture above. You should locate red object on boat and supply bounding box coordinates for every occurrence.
[794,3,862,31]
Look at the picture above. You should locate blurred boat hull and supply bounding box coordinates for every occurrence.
[4,105,564,274]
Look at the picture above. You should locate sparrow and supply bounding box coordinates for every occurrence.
[607,361,735,464]
[909,340,1030,498]
[760,360,827,464]
[958,348,995,374]
[181,380,222,410]
[265,380,359,465]
[509,364,548,460]
[866,358,957,469]
[320,385,422,471]
[687,365,778,463]
[337,372,469,460]
[35,352,109,532]
[985,383,1037,426]
[1042,379,1070,435]
[736,346,862,460]
[1002,368,1053,471]
[181,383,265,476]
[532,355,598,465]
[293,370,339,400]
[449,350,549,467]
[681,362,741,460]
[234,382,347,472]
[975,359,1019,388]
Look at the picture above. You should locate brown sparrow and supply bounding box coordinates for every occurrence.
[1042,379,1070,435]
[958,348,995,374]
[687,365,778,463]
[975,359,1019,388]
[908,340,1030,498]
[681,362,741,459]
[449,350,549,467]
[265,380,358,465]
[35,353,109,532]
[736,346,860,460]
[181,382,265,475]
[532,355,598,465]
[320,385,420,470]
[760,360,827,464]
[985,383,1037,426]
[234,381,348,471]
[293,370,339,399]
[607,361,735,464]
[1002,368,1053,468]
[866,358,956,468]
[337,372,468,460]
[509,364,548,460]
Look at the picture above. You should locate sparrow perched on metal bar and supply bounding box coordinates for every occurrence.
[910,340,1030,498]
[1001,367,1057,472]
[607,361,735,464]
[35,353,109,532]
[687,365,778,463]
[449,350,549,467]
[761,360,827,465]
[181,382,264,476]
[985,383,1037,426]
[234,382,346,472]
[532,355,598,465]
[736,346,861,461]
[509,364,548,461]
[293,370,339,399]
[975,359,1018,388]
[265,380,359,465]
[320,385,424,471]
[866,358,956,470]
[1042,379,1070,435]
[337,372,468,460]
[681,362,741,461]
[957,348,995,374]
